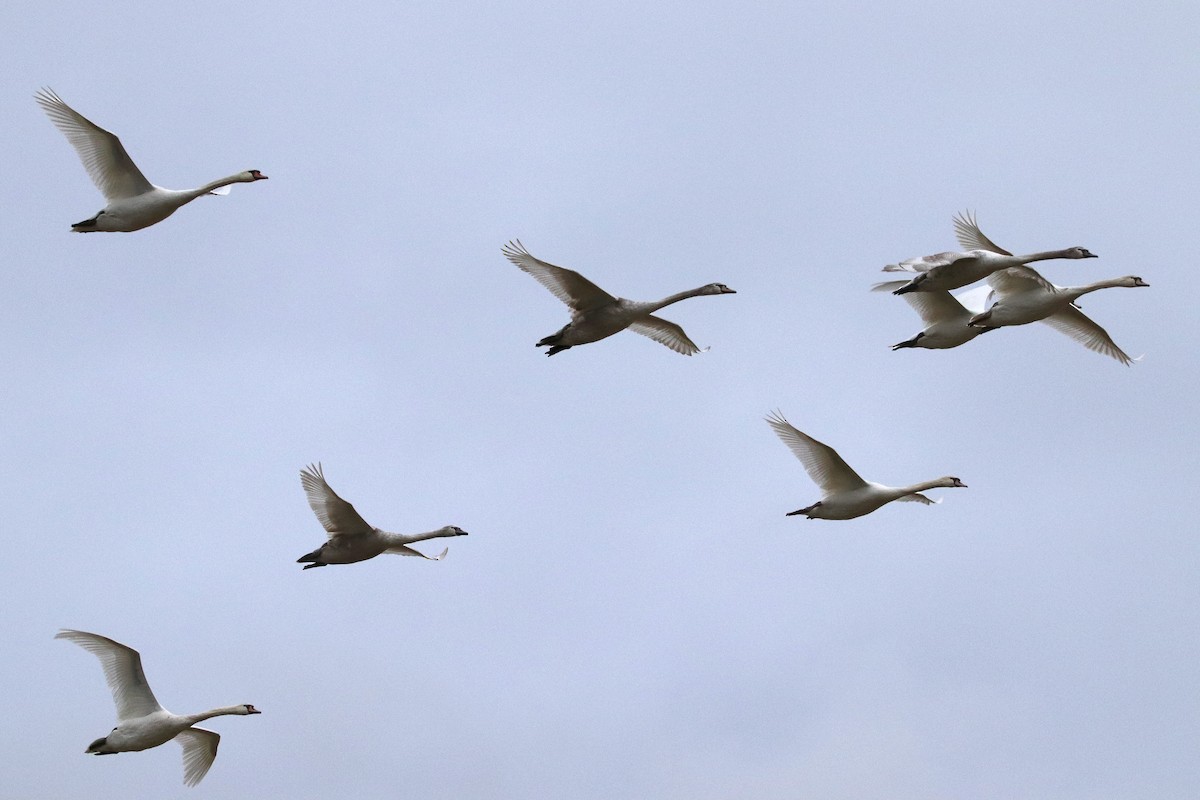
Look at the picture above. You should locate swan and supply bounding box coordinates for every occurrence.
[967,266,1148,364]
[883,211,1096,294]
[55,629,260,787]
[765,411,966,520]
[502,240,736,355]
[297,463,467,569]
[35,88,267,232]
[874,281,998,350]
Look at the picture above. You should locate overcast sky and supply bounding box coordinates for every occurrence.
[1,1,1196,798]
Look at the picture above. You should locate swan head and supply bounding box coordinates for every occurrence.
[703,283,736,295]
[442,525,469,536]
[940,477,967,488]
[1064,247,1098,259]
[239,704,262,715]
[243,170,269,182]
[1122,276,1149,287]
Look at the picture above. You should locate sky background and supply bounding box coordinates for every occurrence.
[1,1,1196,798]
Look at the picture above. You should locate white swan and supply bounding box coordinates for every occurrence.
[297,463,467,569]
[55,629,260,787]
[35,88,267,232]
[765,411,966,520]
[502,240,736,356]
[967,266,1148,364]
[875,281,998,350]
[883,211,1096,294]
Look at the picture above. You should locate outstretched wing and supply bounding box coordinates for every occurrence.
[987,265,1055,297]
[627,315,701,355]
[1040,306,1137,365]
[176,728,220,787]
[882,251,969,274]
[765,411,868,494]
[300,464,373,537]
[35,88,154,201]
[952,210,1013,255]
[56,629,163,721]
[899,290,974,325]
[386,545,449,560]
[502,240,616,311]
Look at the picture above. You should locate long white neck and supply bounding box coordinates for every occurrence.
[183,706,250,725]
[1014,249,1081,265]
[381,528,458,547]
[894,478,950,497]
[1060,277,1139,301]
[189,172,257,198]
[641,286,716,314]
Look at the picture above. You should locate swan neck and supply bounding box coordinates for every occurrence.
[382,528,453,546]
[646,286,709,313]
[1064,278,1128,298]
[185,706,246,724]
[1018,249,1076,264]
[195,173,252,196]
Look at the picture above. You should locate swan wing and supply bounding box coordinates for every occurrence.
[952,210,1013,256]
[300,464,373,537]
[1040,306,1136,365]
[35,88,154,202]
[627,315,701,355]
[502,240,616,311]
[899,290,973,324]
[765,411,868,494]
[952,284,995,315]
[883,251,969,274]
[987,265,1054,297]
[55,629,163,721]
[175,728,220,787]
[385,544,448,560]
[897,492,938,505]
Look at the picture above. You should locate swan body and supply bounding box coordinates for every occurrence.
[297,463,467,569]
[55,629,260,787]
[765,411,966,520]
[502,240,735,355]
[875,282,998,350]
[35,88,267,232]
[883,211,1096,294]
[966,266,1148,364]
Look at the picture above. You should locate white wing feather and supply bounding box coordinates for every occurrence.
[952,210,1013,255]
[502,240,616,311]
[35,88,154,201]
[300,464,373,537]
[176,728,220,787]
[1040,307,1137,365]
[627,315,701,355]
[765,411,868,494]
[55,629,163,721]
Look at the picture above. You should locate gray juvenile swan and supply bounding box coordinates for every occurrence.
[882,211,1097,294]
[35,88,267,232]
[56,629,260,787]
[297,463,467,569]
[765,411,966,520]
[502,240,736,356]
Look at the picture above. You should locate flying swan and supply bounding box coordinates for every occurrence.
[35,88,267,232]
[502,240,736,355]
[875,282,998,350]
[55,629,260,787]
[967,266,1148,364]
[881,210,1097,294]
[297,463,467,569]
[765,411,966,520]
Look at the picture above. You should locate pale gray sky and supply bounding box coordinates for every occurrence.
[1,1,1196,798]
